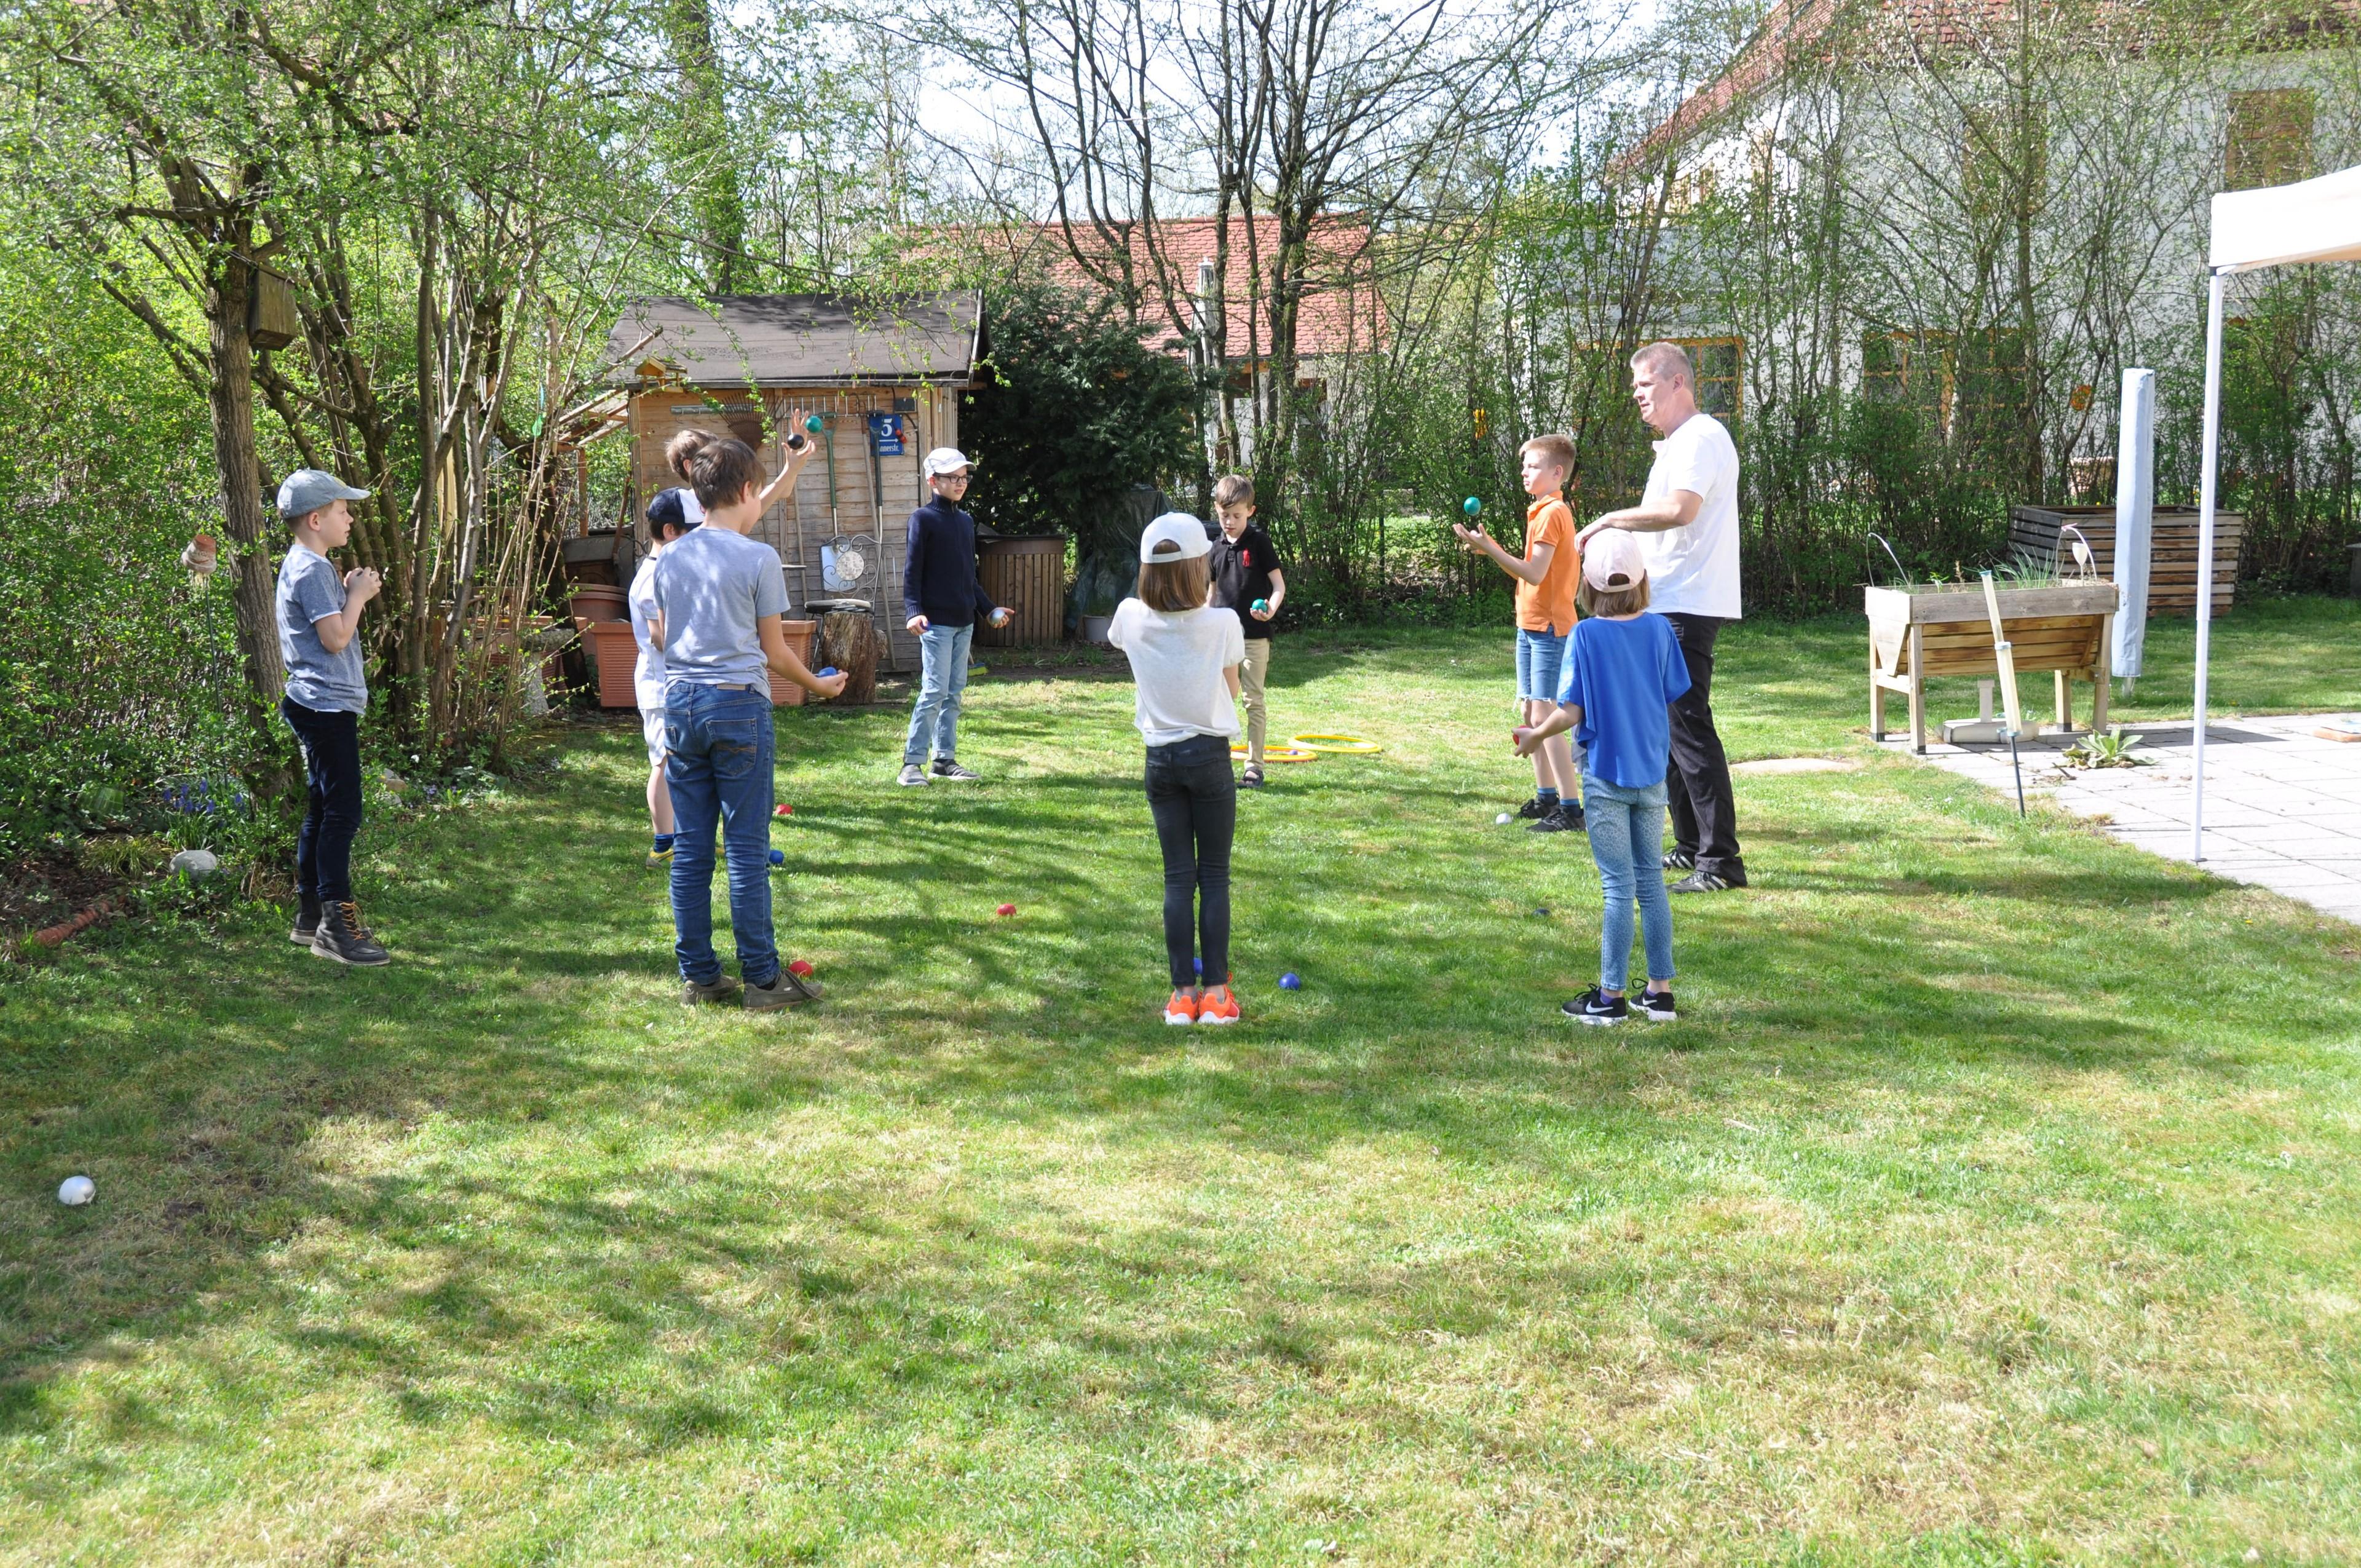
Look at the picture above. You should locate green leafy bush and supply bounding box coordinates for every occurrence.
[0,250,248,863]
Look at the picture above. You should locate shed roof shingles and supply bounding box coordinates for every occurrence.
[607,291,983,387]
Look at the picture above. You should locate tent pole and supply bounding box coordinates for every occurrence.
[2191,268,2228,864]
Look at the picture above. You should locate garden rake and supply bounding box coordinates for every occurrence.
[1979,571,2028,817]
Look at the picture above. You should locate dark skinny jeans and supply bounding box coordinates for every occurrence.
[1144,733,1236,989]
[281,696,364,905]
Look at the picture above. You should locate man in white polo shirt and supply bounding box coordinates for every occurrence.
[1576,341,1747,892]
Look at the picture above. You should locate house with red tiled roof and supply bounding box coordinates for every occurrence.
[971,213,1388,360]
[957,212,1390,465]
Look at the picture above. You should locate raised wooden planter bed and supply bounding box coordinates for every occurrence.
[2008,504,2242,616]
[1866,581,2119,753]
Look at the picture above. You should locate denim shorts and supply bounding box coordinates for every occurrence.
[1515,627,1572,703]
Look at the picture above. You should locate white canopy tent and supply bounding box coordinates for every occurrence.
[2191,164,2361,860]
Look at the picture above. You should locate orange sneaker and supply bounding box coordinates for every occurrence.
[1196,984,1240,1026]
[1164,989,1200,1026]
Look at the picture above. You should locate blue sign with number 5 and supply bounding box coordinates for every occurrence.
[867,413,904,456]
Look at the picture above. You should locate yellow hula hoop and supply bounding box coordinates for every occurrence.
[1289,732,1383,754]
[1233,743,1318,762]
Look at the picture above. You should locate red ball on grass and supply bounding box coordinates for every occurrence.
[996,903,1016,917]
[774,803,792,817]
[788,959,814,977]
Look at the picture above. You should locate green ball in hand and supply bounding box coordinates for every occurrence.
[1463,496,1482,518]
[803,414,824,434]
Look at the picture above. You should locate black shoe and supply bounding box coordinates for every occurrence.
[1527,802,1584,834]
[1663,849,1696,873]
[290,895,321,946]
[930,759,981,782]
[1669,871,1734,894]
[1515,796,1552,820]
[1562,986,1627,1026]
[309,900,390,966]
[681,975,742,1006]
[745,968,825,1010]
[1635,988,1678,1021]
[1240,767,1265,789]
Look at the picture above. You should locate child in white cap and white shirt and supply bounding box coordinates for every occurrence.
[898,447,1011,786]
[1108,513,1247,1026]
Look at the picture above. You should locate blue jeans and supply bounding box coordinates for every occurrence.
[903,622,975,765]
[664,681,778,987]
[1514,627,1570,703]
[1584,774,1674,993]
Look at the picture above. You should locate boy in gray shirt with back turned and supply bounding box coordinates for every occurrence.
[274,468,389,966]
[651,429,842,1010]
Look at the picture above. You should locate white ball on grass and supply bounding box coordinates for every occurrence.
[169,848,219,881]
[57,1175,95,1206]
[1495,812,1513,825]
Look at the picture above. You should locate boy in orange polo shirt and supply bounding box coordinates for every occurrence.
[1453,432,1584,832]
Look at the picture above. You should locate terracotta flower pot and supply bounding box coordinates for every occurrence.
[568,585,628,623]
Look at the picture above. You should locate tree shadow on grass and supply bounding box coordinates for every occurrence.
[1,719,2348,1478]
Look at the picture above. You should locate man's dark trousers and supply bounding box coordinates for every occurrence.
[1662,613,1746,884]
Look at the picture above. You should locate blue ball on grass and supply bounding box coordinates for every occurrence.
[1279,972,1302,991]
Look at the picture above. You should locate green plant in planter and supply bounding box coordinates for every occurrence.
[2063,727,2150,769]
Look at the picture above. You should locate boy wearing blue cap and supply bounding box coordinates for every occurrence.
[274,468,388,966]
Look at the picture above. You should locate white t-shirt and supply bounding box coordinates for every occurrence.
[679,489,706,526]
[1634,412,1742,620]
[627,553,667,711]
[1108,598,1245,745]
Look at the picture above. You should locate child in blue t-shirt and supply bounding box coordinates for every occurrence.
[1514,531,1692,1025]
[274,468,388,967]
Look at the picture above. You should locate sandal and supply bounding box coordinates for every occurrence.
[1241,766,1265,789]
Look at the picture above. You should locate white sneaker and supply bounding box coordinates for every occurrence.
[897,764,929,786]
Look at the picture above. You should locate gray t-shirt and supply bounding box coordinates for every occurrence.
[652,526,789,687]
[275,545,368,713]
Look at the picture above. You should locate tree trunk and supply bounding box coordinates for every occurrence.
[665,0,748,293]
[205,253,293,786]
[815,608,882,705]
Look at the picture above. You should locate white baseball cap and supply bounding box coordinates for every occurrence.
[1138,512,1213,563]
[922,447,973,478]
[1583,528,1647,592]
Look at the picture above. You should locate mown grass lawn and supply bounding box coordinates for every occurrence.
[4,598,2359,1566]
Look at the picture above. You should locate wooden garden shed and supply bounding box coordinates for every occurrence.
[606,292,986,673]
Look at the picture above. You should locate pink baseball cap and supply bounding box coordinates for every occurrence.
[1583,529,1647,592]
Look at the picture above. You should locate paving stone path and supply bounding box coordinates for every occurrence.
[1881,713,2361,926]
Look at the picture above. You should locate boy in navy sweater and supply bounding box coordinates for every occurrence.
[898,448,1011,786]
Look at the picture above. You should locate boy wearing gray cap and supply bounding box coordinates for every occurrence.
[274,468,389,966]
[898,448,1011,786]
